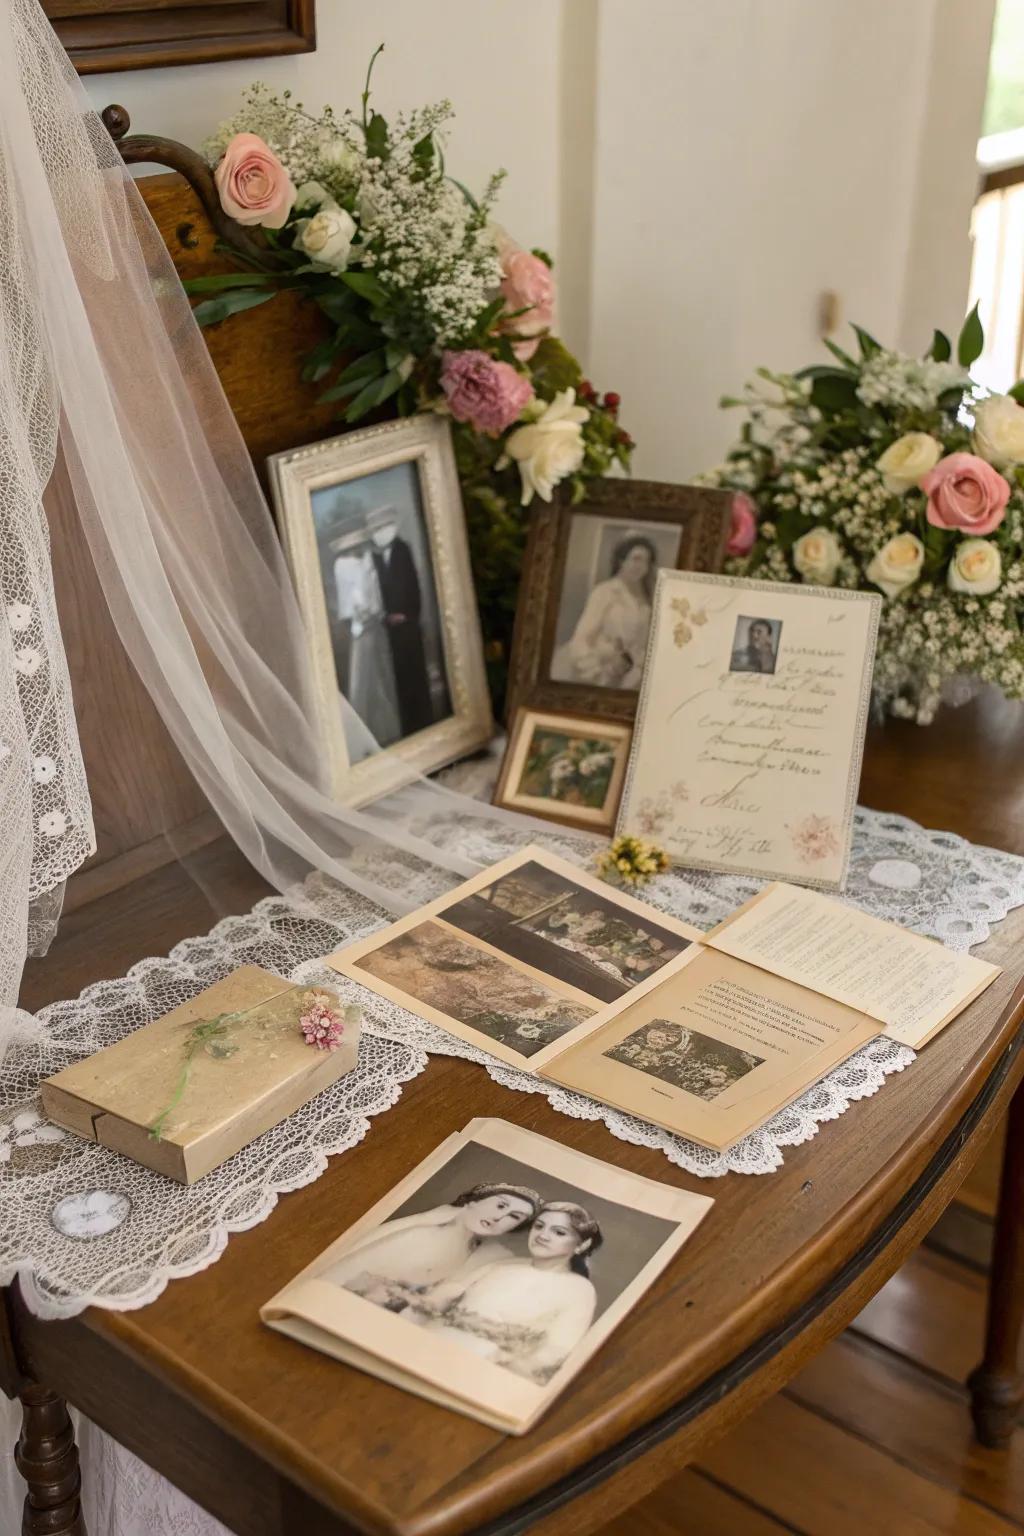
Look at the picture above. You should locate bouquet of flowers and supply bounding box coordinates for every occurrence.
[702,308,1024,723]
[187,49,632,704]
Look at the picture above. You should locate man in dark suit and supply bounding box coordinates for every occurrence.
[367,506,434,737]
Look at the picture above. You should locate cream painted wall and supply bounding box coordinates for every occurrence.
[82,1,994,483]
[585,0,996,480]
[81,0,563,260]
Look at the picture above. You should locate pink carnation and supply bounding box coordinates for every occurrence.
[440,350,534,436]
[499,243,555,362]
[726,492,758,556]
[920,452,1010,536]
[214,133,295,229]
[299,991,345,1052]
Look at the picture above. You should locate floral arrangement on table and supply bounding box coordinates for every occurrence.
[596,835,670,890]
[702,308,1024,723]
[187,50,633,704]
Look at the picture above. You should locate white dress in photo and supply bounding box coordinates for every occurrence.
[551,576,652,689]
[416,1259,597,1383]
[333,551,402,746]
[321,1206,512,1295]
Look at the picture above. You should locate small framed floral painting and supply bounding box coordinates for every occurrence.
[506,479,733,726]
[269,416,493,805]
[494,709,632,834]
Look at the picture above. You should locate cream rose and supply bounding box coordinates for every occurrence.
[947,537,1002,596]
[792,526,841,585]
[505,390,589,504]
[973,394,1024,468]
[875,432,943,495]
[866,532,925,598]
[295,203,356,272]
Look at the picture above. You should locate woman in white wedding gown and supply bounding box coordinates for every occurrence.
[322,1183,541,1305]
[409,1201,602,1383]
[332,531,403,747]
[552,534,658,689]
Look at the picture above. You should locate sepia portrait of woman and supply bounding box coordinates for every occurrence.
[322,1182,541,1305]
[409,1200,604,1383]
[552,534,659,690]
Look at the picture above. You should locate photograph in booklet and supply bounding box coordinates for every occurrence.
[262,1117,713,1432]
[328,845,702,1070]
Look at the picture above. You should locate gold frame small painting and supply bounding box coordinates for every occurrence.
[494,709,632,834]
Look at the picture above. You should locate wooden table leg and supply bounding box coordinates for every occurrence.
[14,1383,87,1535]
[969,1082,1024,1447]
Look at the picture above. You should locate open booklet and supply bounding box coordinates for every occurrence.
[327,847,999,1153]
[262,1117,713,1433]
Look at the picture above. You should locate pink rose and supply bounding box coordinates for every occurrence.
[921,452,1010,536]
[499,244,555,362]
[214,133,295,229]
[440,350,534,436]
[726,492,758,556]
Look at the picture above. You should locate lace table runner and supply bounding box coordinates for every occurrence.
[0,806,1021,1536]
[2,806,1021,1323]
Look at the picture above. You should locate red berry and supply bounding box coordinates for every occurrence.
[579,379,595,399]
[604,391,621,411]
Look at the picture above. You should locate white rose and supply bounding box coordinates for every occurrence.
[973,394,1024,468]
[875,432,943,494]
[866,532,925,598]
[294,180,331,210]
[792,526,841,585]
[318,136,360,180]
[947,537,1002,596]
[295,203,356,272]
[505,389,589,505]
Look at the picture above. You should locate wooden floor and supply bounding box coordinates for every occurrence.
[19,841,1024,1535]
[613,1231,1022,1534]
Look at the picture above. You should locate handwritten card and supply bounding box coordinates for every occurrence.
[617,573,881,889]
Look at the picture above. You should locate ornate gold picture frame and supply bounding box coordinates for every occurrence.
[506,479,732,725]
[269,417,493,807]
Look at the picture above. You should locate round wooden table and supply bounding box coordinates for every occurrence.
[8,691,1024,1536]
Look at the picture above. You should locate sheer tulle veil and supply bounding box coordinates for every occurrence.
[0,0,537,1024]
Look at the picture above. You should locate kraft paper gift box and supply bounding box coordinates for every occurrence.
[41,966,361,1184]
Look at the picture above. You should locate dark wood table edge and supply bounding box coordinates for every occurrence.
[7,1016,1021,1536]
[457,1025,1024,1536]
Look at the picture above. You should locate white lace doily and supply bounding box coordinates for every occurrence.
[2,804,1022,1324]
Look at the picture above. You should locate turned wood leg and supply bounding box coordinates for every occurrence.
[969,1083,1024,1447]
[14,1383,86,1535]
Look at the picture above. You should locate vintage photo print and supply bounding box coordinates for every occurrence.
[603,1020,764,1101]
[316,1138,680,1387]
[494,709,632,834]
[728,614,782,676]
[550,514,682,691]
[350,920,595,1056]
[310,460,451,753]
[438,858,692,1004]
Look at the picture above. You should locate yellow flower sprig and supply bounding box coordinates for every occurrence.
[596,834,670,889]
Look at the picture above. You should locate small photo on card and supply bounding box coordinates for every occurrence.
[728,614,782,676]
[603,1020,765,1101]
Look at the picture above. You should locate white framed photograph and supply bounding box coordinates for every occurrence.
[269,417,493,804]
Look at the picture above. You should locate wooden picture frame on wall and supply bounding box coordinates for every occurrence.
[43,1,316,74]
[506,479,732,726]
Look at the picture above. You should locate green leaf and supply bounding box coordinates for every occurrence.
[822,338,858,369]
[317,350,387,404]
[802,369,859,414]
[365,110,389,160]
[412,132,435,176]
[957,301,984,368]
[528,336,583,393]
[1009,380,1024,404]
[183,272,278,293]
[851,324,882,358]
[929,329,952,362]
[338,270,391,306]
[300,335,344,383]
[190,288,277,327]
[344,366,403,422]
